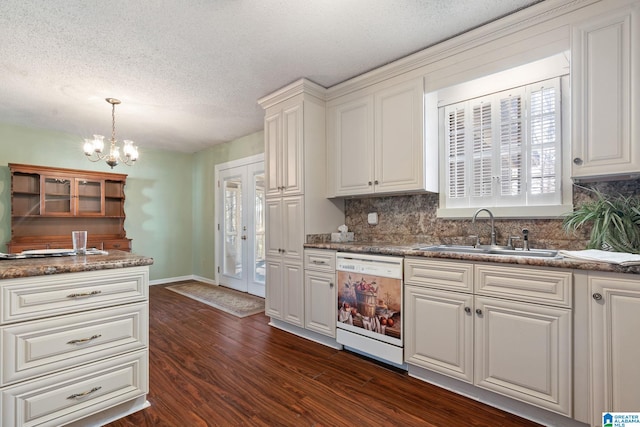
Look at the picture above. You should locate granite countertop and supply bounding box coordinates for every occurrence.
[0,250,154,280]
[304,242,640,275]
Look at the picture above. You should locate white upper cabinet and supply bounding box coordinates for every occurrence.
[327,77,436,197]
[328,95,374,196]
[571,3,640,180]
[264,97,304,197]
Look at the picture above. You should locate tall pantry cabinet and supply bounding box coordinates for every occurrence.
[258,79,344,331]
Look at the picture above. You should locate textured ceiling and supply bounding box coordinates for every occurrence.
[0,0,540,153]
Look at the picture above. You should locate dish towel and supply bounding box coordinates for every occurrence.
[558,249,640,266]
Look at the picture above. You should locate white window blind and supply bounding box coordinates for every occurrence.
[441,78,561,211]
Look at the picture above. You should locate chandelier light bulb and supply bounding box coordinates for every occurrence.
[83,98,139,168]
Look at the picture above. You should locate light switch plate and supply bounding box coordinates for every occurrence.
[367,212,378,225]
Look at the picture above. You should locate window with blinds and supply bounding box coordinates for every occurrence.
[442,78,561,211]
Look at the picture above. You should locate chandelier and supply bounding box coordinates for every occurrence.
[83,98,139,168]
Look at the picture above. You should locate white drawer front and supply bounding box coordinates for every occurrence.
[1,267,149,323]
[1,349,148,427]
[404,257,473,293]
[304,249,336,271]
[475,265,572,307]
[2,302,148,386]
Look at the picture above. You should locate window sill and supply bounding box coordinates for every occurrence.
[436,204,574,219]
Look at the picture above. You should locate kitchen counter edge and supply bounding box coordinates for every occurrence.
[304,242,640,275]
[0,250,154,280]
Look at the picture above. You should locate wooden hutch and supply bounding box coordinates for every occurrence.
[6,163,132,253]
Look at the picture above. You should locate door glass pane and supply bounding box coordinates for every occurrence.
[254,173,265,284]
[223,177,242,279]
[77,179,103,214]
[43,177,71,214]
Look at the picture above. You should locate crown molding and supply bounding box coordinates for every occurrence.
[325,0,599,100]
[257,78,327,109]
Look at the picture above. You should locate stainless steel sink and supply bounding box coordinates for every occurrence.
[416,245,560,258]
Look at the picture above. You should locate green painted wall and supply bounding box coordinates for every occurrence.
[0,123,194,281]
[191,131,264,280]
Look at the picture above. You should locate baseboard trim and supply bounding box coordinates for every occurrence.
[407,364,587,427]
[149,275,217,286]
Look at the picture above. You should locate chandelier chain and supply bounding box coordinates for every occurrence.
[111,102,116,143]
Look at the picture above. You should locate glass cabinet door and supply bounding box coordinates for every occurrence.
[42,176,72,215]
[76,179,105,215]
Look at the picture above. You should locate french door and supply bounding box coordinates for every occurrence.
[216,157,265,297]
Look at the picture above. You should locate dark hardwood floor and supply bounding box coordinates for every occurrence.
[105,284,542,427]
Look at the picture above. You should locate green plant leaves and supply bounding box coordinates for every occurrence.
[563,189,640,254]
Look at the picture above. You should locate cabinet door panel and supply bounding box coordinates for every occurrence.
[572,7,639,178]
[282,196,304,262]
[589,274,640,424]
[265,112,282,197]
[474,296,571,416]
[282,262,304,327]
[282,103,303,196]
[265,199,282,258]
[75,179,105,216]
[265,260,283,319]
[405,285,473,383]
[375,78,424,193]
[304,271,336,337]
[331,96,374,196]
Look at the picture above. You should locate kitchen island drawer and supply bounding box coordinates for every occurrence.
[304,249,336,272]
[2,302,148,386]
[475,264,572,307]
[404,257,473,293]
[1,267,149,324]
[1,349,147,427]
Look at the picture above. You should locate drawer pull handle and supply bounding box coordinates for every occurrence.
[67,334,102,345]
[67,386,102,400]
[311,260,327,264]
[67,290,102,298]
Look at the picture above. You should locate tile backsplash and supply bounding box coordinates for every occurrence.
[339,178,640,251]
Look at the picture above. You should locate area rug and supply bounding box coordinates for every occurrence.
[166,281,265,318]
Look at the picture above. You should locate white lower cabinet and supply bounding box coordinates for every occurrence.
[265,260,304,328]
[0,266,149,427]
[405,285,473,382]
[404,258,572,417]
[474,296,572,415]
[303,249,337,338]
[587,271,640,426]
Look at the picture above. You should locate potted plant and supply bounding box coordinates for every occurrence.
[563,189,640,254]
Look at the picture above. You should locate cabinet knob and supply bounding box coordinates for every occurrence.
[329,282,334,288]
[573,157,583,165]
[368,181,372,186]
[374,180,379,185]
[592,292,603,301]
[475,308,483,316]
[464,307,471,314]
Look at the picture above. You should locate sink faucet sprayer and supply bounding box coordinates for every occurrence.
[472,208,496,246]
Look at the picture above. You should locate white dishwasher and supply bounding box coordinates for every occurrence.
[336,252,405,368]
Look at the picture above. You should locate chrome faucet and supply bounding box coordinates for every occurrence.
[472,208,496,246]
